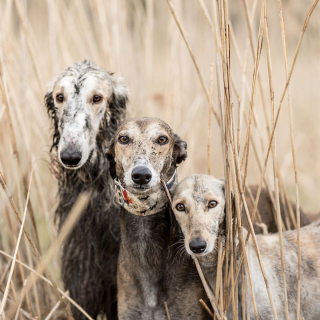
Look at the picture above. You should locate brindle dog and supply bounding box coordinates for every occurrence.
[106,118,210,320]
[171,174,320,319]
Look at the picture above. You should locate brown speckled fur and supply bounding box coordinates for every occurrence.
[107,118,210,320]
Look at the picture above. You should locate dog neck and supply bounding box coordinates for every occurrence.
[114,170,176,216]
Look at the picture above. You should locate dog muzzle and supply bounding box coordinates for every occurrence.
[114,170,176,216]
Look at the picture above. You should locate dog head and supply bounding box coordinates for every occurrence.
[45,60,128,169]
[171,174,226,257]
[106,117,187,196]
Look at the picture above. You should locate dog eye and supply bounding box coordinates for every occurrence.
[158,136,168,145]
[56,94,64,103]
[176,203,185,211]
[208,200,218,208]
[93,95,103,103]
[118,136,129,144]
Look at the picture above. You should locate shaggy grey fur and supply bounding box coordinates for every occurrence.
[46,60,127,319]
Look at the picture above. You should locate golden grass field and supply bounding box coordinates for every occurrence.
[0,0,319,318]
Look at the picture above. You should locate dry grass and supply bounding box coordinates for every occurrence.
[0,0,319,319]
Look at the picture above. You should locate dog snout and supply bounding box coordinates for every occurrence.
[131,166,152,185]
[60,145,82,166]
[189,239,207,254]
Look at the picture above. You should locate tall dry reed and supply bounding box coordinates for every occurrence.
[0,0,319,318]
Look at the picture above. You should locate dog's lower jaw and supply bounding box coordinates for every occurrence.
[114,170,177,216]
[115,183,169,216]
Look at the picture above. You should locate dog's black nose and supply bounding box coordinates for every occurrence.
[60,146,82,166]
[131,166,152,185]
[189,239,207,254]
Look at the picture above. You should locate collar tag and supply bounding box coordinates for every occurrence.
[122,189,132,204]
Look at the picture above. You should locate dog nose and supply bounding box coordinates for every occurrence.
[60,146,82,166]
[189,239,207,254]
[131,166,152,185]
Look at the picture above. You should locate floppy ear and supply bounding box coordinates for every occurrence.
[173,134,187,165]
[105,140,117,179]
[98,76,128,151]
[221,181,235,216]
[45,90,60,152]
[108,76,128,136]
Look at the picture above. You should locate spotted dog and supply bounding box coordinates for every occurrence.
[45,60,128,319]
[106,118,210,320]
[171,174,320,319]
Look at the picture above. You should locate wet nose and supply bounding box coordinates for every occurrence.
[189,239,207,254]
[131,166,152,185]
[60,145,82,166]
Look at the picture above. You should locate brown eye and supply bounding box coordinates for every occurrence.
[56,94,64,103]
[176,203,185,211]
[118,136,129,144]
[158,136,168,145]
[208,200,218,208]
[93,95,102,103]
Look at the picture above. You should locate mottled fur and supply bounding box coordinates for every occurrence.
[107,118,210,319]
[46,60,128,319]
[171,174,320,319]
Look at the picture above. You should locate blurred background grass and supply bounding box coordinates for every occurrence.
[0,0,319,316]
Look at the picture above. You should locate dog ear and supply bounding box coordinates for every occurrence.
[45,90,60,152]
[173,134,187,165]
[107,76,128,135]
[220,180,235,216]
[98,76,128,150]
[105,140,117,179]
[97,75,128,151]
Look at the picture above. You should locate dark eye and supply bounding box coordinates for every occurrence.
[56,94,64,103]
[158,136,168,145]
[208,200,218,208]
[176,203,185,211]
[118,136,129,144]
[93,95,103,103]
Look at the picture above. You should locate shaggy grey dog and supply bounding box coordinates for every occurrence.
[45,60,128,319]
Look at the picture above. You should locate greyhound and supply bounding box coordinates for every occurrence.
[171,174,320,319]
[45,60,128,319]
[106,118,211,320]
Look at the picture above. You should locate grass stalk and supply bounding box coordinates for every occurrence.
[0,167,33,315]
[0,250,93,320]
[276,0,303,316]
[166,0,221,126]
[263,0,289,317]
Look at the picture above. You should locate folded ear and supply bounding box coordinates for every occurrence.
[173,134,187,165]
[45,90,60,152]
[105,140,117,179]
[221,181,235,216]
[107,76,128,135]
[98,75,128,150]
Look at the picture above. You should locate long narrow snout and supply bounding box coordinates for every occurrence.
[131,166,152,185]
[60,144,82,167]
[189,239,207,254]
